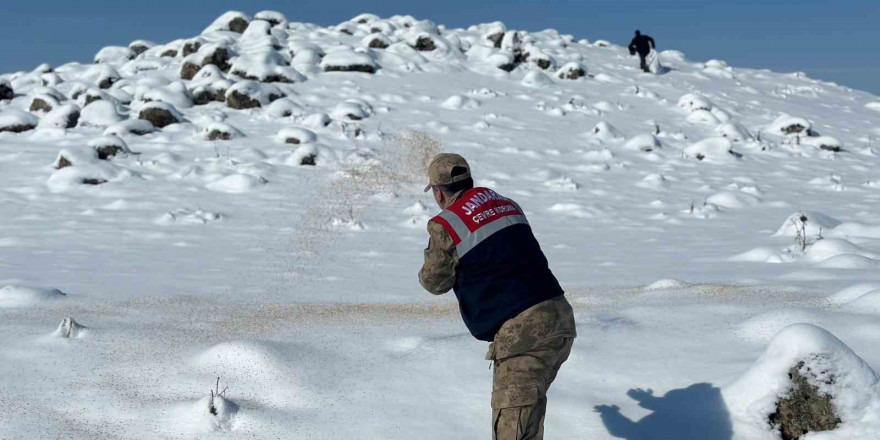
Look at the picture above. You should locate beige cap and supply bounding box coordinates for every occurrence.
[424,153,471,192]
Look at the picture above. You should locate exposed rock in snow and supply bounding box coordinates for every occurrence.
[37,103,80,129]
[320,48,378,74]
[623,134,661,152]
[0,108,39,133]
[230,52,305,84]
[54,147,99,169]
[181,44,233,79]
[138,102,183,128]
[331,99,373,120]
[29,93,59,113]
[202,122,243,141]
[266,98,306,118]
[685,137,738,163]
[88,135,131,159]
[277,127,317,145]
[0,80,13,101]
[802,135,843,152]
[203,11,249,34]
[770,115,813,136]
[128,40,155,56]
[364,34,392,49]
[677,93,714,113]
[55,317,86,338]
[723,324,880,440]
[290,144,319,166]
[225,80,283,109]
[556,62,587,80]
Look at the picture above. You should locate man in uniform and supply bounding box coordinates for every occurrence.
[418,153,576,440]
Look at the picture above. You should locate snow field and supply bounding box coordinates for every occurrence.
[1,9,880,440]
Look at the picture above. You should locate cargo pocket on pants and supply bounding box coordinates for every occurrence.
[491,385,539,409]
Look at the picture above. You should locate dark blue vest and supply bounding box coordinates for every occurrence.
[431,188,564,341]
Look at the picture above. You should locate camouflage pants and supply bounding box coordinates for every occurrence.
[485,296,576,440]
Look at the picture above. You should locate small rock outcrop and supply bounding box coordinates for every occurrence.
[56,317,85,338]
[769,362,840,440]
[0,109,38,133]
[29,97,55,113]
[138,103,182,128]
[411,35,437,52]
[226,89,261,109]
[0,81,13,101]
[557,62,587,80]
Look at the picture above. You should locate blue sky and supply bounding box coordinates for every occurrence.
[2,0,878,95]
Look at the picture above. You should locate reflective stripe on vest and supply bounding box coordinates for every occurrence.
[432,188,529,258]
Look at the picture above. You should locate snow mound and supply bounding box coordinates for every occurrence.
[677,93,714,112]
[724,324,880,439]
[46,163,127,192]
[773,211,841,237]
[816,253,880,270]
[828,283,880,305]
[37,104,81,130]
[440,95,480,110]
[276,127,317,144]
[156,208,222,225]
[729,247,779,262]
[706,191,761,209]
[0,285,67,308]
[202,11,249,34]
[770,114,812,136]
[589,121,623,142]
[623,134,661,152]
[684,137,737,163]
[0,109,39,132]
[193,340,316,408]
[644,278,689,291]
[320,48,378,74]
[79,101,124,127]
[103,119,156,137]
[714,122,752,143]
[168,395,239,434]
[521,71,553,88]
[206,174,267,193]
[840,289,880,314]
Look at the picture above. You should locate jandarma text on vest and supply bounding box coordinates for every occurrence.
[459,189,506,216]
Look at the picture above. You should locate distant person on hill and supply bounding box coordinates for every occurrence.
[629,30,656,73]
[419,153,576,440]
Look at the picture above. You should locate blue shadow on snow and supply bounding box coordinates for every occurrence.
[594,383,733,440]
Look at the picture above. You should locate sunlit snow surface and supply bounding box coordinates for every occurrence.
[2,10,880,439]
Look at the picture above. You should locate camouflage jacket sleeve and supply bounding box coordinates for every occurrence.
[418,220,458,295]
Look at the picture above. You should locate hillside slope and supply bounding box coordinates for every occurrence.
[2,11,880,439]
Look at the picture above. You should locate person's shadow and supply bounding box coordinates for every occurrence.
[594,383,733,440]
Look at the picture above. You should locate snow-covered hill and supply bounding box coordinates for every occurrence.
[2,11,880,439]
